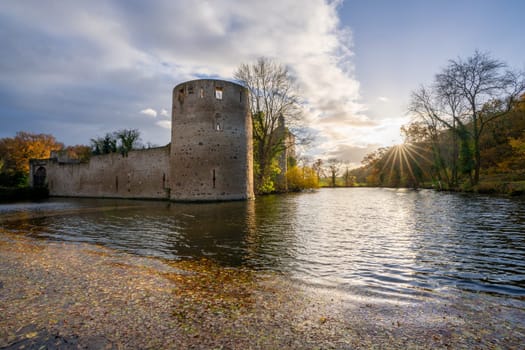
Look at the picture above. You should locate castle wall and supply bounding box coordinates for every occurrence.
[38,146,170,199]
[29,79,254,202]
[170,79,254,201]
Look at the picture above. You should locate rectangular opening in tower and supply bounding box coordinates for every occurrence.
[215,87,223,100]
[215,113,223,131]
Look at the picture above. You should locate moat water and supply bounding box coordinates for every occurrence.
[1,188,524,300]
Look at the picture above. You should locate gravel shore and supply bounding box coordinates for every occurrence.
[1,231,523,349]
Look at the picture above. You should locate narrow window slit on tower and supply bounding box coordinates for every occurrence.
[214,113,223,131]
[200,88,204,98]
[188,85,194,94]
[215,87,223,100]
[212,169,216,188]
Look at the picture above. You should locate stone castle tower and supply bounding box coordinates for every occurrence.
[170,79,254,201]
[29,78,254,202]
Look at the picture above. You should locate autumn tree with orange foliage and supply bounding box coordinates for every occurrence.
[62,145,92,162]
[0,132,63,187]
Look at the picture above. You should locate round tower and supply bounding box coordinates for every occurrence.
[170,79,254,201]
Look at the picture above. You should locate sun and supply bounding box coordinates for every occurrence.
[379,143,433,187]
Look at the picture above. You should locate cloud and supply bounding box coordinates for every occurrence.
[156,120,171,129]
[140,108,158,118]
[326,144,381,166]
[378,96,389,102]
[0,0,371,158]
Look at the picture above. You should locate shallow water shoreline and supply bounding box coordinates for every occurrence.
[1,232,524,349]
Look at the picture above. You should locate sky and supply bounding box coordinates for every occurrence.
[1,0,524,167]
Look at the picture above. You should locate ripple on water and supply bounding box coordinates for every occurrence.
[1,189,525,300]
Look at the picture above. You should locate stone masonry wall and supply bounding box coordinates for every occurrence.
[29,79,254,202]
[170,79,254,201]
[40,146,170,199]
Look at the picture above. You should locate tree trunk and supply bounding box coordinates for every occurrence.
[472,114,481,186]
[473,136,481,185]
[448,117,457,188]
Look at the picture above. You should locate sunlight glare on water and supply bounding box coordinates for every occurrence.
[1,188,524,300]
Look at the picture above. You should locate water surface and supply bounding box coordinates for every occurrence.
[1,188,524,300]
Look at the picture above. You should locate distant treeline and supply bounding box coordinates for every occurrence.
[350,51,525,195]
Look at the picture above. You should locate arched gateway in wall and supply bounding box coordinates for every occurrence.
[33,166,46,188]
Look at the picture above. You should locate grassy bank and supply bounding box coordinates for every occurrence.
[462,180,525,196]
[319,179,525,196]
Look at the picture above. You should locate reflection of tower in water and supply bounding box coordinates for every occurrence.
[242,199,258,263]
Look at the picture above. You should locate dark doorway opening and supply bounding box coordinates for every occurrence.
[33,167,47,188]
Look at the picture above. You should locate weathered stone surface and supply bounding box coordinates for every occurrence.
[32,146,170,199]
[170,79,254,201]
[29,79,254,202]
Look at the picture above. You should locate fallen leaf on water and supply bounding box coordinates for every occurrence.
[25,331,38,339]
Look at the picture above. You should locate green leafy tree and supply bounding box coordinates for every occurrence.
[90,129,141,156]
[116,129,141,156]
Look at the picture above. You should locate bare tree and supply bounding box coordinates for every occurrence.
[409,86,460,187]
[409,51,525,186]
[436,51,525,184]
[327,158,341,187]
[234,57,302,193]
[342,166,355,187]
[312,158,324,182]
